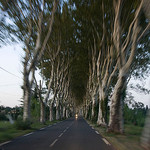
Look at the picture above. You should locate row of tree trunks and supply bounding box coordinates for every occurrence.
[83,0,150,134]
[23,0,58,121]
[48,101,72,122]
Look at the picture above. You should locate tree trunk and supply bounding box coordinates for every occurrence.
[97,88,107,126]
[85,105,89,119]
[97,100,103,125]
[91,88,97,120]
[60,104,63,120]
[23,88,31,121]
[22,0,57,122]
[23,72,31,121]
[40,101,45,123]
[66,109,69,118]
[56,108,59,120]
[91,94,95,120]
[49,102,54,121]
[56,101,60,120]
[97,100,107,126]
[108,72,126,133]
[63,106,66,119]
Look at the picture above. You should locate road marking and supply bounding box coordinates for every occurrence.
[63,129,67,133]
[40,128,45,130]
[95,131,99,135]
[58,133,63,138]
[102,138,111,145]
[23,132,33,137]
[0,141,11,146]
[92,127,94,130]
[50,139,58,147]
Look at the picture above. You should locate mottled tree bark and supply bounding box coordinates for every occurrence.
[49,102,54,121]
[40,101,45,123]
[91,88,97,119]
[23,86,31,121]
[66,108,69,118]
[97,88,107,126]
[63,106,66,119]
[56,99,60,120]
[23,59,31,121]
[108,71,126,133]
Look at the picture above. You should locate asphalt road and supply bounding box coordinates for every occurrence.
[0,117,114,150]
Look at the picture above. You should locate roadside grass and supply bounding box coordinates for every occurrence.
[0,120,60,143]
[87,121,144,150]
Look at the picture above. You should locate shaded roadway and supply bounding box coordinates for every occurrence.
[0,117,114,150]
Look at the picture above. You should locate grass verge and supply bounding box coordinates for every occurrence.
[87,120,144,150]
[0,120,60,143]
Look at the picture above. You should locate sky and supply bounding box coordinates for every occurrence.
[0,44,150,108]
[0,44,23,107]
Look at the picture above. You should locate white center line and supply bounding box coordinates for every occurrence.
[23,132,33,137]
[63,129,67,133]
[102,138,111,145]
[58,133,63,138]
[0,141,11,146]
[50,139,58,147]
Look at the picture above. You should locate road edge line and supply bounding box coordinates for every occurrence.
[0,141,11,147]
[23,132,33,137]
[84,118,118,150]
[102,138,111,145]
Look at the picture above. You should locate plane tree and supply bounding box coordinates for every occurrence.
[38,1,77,120]
[0,0,58,121]
[108,0,150,133]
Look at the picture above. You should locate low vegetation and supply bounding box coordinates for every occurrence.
[0,120,60,143]
[88,120,144,150]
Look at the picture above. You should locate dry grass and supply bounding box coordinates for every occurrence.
[0,120,60,143]
[87,120,144,150]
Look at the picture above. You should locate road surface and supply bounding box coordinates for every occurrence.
[0,117,114,150]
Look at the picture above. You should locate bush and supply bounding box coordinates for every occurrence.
[0,113,8,121]
[15,119,32,130]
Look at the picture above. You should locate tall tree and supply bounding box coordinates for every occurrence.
[0,0,58,121]
[108,0,150,133]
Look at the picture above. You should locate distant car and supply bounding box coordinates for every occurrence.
[75,114,78,119]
